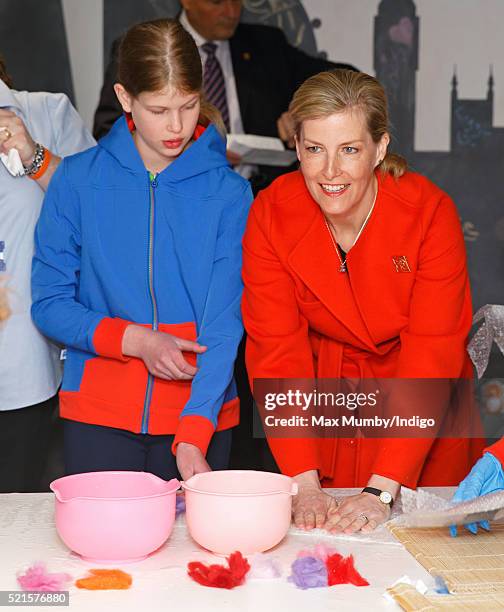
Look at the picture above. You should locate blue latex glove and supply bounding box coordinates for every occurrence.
[449,452,504,536]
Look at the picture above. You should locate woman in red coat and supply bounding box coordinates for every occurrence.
[242,70,484,534]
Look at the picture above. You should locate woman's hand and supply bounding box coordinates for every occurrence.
[122,325,207,380]
[324,492,391,534]
[292,486,338,530]
[325,474,399,534]
[292,470,337,530]
[176,442,211,481]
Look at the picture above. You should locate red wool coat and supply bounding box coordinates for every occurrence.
[242,170,484,488]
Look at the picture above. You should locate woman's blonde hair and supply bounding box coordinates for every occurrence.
[117,19,225,135]
[289,69,407,178]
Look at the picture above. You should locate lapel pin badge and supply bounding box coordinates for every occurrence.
[242,52,251,61]
[392,255,411,273]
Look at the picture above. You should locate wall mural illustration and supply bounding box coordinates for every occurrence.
[374,0,503,312]
[1,0,501,311]
[102,0,322,65]
[101,0,502,311]
[239,0,321,56]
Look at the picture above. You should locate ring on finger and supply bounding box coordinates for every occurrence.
[330,499,339,510]
[358,513,369,524]
[0,127,12,140]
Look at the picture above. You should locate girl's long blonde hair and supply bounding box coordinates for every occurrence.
[117,19,225,135]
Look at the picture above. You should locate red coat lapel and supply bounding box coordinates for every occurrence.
[287,201,377,351]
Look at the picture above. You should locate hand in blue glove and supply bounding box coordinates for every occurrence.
[449,452,504,537]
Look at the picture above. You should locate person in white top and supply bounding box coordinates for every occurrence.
[0,56,95,492]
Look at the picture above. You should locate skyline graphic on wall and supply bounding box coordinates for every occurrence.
[374,0,503,310]
[375,0,504,158]
[2,0,500,309]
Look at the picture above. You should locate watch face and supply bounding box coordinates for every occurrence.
[379,491,393,505]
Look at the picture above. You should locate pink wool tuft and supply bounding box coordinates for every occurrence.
[297,543,337,562]
[17,563,72,592]
[248,553,282,579]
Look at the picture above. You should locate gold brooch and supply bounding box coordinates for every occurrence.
[392,256,411,272]
[242,52,251,61]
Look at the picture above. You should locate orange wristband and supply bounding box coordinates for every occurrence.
[29,148,52,181]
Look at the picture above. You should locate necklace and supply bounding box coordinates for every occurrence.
[324,187,378,273]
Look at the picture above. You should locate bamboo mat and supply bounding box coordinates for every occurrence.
[387,582,504,611]
[388,523,504,594]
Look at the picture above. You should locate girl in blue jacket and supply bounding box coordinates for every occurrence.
[31,19,252,481]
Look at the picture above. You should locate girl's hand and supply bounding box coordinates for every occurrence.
[176,442,211,481]
[122,325,207,380]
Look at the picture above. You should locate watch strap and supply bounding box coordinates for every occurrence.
[362,486,393,507]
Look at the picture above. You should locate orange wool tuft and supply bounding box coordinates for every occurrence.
[75,569,132,590]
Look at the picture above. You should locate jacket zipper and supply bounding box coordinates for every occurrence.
[141,172,159,434]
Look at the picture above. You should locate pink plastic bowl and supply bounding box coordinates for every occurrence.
[182,470,297,555]
[50,471,179,563]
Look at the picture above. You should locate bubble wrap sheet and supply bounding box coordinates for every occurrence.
[392,486,504,528]
[468,304,504,378]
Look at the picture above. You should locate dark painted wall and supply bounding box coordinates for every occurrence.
[0,0,74,100]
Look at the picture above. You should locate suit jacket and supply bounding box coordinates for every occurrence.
[93,23,355,188]
[242,170,484,488]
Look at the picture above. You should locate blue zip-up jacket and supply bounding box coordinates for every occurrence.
[31,116,252,455]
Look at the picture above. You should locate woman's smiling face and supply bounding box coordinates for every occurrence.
[296,108,389,220]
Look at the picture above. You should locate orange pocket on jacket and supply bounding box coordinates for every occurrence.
[148,322,199,430]
[79,348,148,410]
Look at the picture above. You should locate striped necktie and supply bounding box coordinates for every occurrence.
[202,42,230,132]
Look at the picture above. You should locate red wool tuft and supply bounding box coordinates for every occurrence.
[187,551,250,589]
[326,554,369,587]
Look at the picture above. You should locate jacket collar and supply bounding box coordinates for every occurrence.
[98,115,228,183]
[98,115,146,176]
[287,172,384,350]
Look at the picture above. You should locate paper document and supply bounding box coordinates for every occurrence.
[227,134,297,167]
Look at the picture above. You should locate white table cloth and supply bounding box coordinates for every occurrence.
[0,488,451,611]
